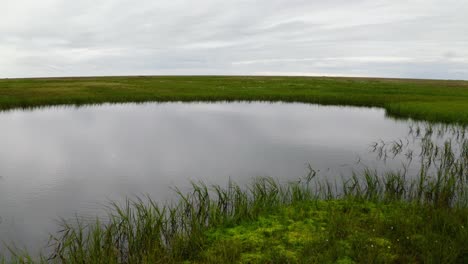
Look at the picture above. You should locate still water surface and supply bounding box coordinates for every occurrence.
[0,102,422,253]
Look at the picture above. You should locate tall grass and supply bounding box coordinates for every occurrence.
[369,123,468,207]
[2,124,468,263]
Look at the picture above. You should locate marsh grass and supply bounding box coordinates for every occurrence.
[1,76,468,124]
[2,124,468,263]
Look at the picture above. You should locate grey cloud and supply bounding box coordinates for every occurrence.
[1,0,467,79]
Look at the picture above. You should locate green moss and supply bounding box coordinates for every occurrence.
[197,200,468,263]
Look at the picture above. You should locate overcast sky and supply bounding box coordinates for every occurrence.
[1,0,467,79]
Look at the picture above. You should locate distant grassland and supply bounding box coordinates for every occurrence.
[1,76,468,123]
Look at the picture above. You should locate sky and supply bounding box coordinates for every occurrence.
[1,0,467,79]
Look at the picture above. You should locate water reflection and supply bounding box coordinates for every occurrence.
[0,102,452,253]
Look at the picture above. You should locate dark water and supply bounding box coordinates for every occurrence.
[0,102,432,253]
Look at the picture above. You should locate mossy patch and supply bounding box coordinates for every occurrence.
[196,200,468,263]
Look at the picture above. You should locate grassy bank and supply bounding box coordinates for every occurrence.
[1,76,468,123]
[3,128,468,263]
[5,175,467,263]
[201,200,468,263]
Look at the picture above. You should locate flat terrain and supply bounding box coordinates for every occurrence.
[1,76,468,263]
[1,76,468,123]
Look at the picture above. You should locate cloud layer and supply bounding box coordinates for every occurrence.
[1,0,467,79]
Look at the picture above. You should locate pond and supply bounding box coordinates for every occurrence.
[0,102,458,254]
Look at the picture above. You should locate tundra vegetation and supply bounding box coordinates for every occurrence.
[0,77,467,263]
[1,76,468,123]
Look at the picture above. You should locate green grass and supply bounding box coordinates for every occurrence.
[1,76,468,123]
